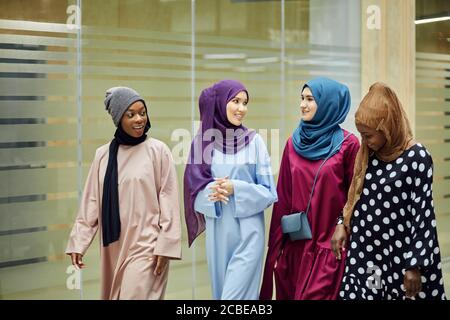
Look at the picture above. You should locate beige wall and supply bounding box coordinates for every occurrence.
[361,0,416,132]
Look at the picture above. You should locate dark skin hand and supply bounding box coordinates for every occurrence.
[153,255,169,276]
[69,252,85,269]
[331,224,347,260]
[332,225,422,298]
[404,268,422,298]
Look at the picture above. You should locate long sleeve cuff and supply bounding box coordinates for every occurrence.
[154,234,182,260]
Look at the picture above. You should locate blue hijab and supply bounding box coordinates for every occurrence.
[292,77,351,160]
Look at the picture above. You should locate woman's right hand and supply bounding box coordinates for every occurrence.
[69,253,85,269]
[208,176,230,204]
[331,225,347,260]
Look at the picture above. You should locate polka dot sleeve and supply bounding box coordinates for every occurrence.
[405,149,440,271]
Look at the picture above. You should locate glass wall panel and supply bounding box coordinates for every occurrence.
[0,0,80,299]
[415,0,450,295]
[285,0,360,144]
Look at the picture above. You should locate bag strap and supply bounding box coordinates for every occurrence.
[304,133,353,216]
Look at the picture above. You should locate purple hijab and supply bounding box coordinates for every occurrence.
[184,79,256,246]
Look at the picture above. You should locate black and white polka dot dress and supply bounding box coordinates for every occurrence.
[340,144,446,300]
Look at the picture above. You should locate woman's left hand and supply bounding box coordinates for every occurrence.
[208,176,234,204]
[153,255,169,276]
[404,267,422,298]
[214,177,234,196]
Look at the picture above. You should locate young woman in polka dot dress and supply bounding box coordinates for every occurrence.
[331,82,446,300]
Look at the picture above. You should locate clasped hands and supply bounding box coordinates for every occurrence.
[208,176,234,204]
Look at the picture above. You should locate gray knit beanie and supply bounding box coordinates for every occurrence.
[104,86,147,127]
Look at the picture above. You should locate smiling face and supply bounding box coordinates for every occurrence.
[226,91,248,126]
[300,87,318,122]
[120,100,147,138]
[356,122,387,152]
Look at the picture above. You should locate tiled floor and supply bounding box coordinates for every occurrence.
[0,261,212,300]
[2,216,450,300]
[2,258,449,300]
